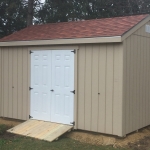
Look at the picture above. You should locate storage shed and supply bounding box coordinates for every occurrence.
[0,14,150,137]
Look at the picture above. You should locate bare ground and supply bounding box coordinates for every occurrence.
[66,126,150,149]
[0,117,24,126]
[1,117,150,149]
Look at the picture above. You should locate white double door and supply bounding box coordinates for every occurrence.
[30,50,74,125]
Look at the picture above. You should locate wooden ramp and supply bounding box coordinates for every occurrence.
[7,120,73,142]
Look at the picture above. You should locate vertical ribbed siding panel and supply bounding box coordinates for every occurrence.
[77,43,123,136]
[1,47,29,120]
[105,44,114,134]
[91,45,99,132]
[1,48,4,116]
[8,48,13,118]
[124,37,131,133]
[12,47,18,118]
[136,29,142,130]
[17,48,23,119]
[0,48,1,117]
[98,44,107,133]
[113,43,123,136]
[123,22,150,135]
[84,45,92,130]
[22,48,29,120]
[146,33,150,126]
[3,49,9,117]
[77,45,86,129]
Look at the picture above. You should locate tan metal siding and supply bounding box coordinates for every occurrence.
[1,44,124,136]
[91,45,99,131]
[1,47,29,120]
[123,21,150,135]
[77,43,123,136]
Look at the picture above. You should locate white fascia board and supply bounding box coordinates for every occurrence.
[0,36,122,47]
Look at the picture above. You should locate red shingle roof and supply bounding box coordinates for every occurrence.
[0,14,149,42]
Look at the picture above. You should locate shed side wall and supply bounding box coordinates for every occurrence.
[123,21,150,135]
[77,43,123,136]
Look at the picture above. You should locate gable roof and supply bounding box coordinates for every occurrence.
[0,14,149,43]
[0,14,150,47]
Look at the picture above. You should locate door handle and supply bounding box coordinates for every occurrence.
[50,89,54,92]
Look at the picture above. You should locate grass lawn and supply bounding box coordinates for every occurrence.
[0,124,128,150]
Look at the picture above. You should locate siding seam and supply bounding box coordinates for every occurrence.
[90,45,93,131]
[112,44,114,134]
[84,45,86,129]
[8,48,9,117]
[17,48,18,119]
[22,48,23,119]
[105,44,107,133]
[97,44,100,132]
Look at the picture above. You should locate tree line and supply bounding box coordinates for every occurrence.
[0,0,150,38]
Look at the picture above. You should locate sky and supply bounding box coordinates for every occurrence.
[41,0,45,3]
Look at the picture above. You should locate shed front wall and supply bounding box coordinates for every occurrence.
[0,43,123,136]
[77,43,123,136]
[123,21,150,135]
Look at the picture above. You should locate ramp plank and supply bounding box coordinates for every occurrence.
[44,124,72,142]
[7,120,73,142]
[7,120,34,133]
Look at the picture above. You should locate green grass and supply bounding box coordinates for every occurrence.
[0,137,127,150]
[0,124,9,135]
[0,124,127,150]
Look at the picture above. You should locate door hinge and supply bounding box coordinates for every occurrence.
[71,49,76,54]
[70,121,75,126]
[29,115,33,119]
[30,50,33,54]
[29,87,33,90]
[70,90,75,94]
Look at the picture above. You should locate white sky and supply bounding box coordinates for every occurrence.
[41,0,45,3]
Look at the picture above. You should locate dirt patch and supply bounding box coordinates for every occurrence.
[0,117,23,127]
[0,118,23,140]
[0,132,18,140]
[66,126,150,148]
[128,136,150,150]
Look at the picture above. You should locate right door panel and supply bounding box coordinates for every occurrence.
[51,50,74,125]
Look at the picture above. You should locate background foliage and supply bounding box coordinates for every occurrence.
[0,0,150,38]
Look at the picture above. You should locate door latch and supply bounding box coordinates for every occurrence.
[50,89,54,92]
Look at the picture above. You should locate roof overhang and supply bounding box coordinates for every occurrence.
[0,36,121,47]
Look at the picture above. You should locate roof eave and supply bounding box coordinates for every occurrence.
[0,36,122,47]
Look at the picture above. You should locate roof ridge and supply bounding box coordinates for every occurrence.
[31,14,149,27]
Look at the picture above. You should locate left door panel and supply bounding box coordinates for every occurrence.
[31,51,51,121]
